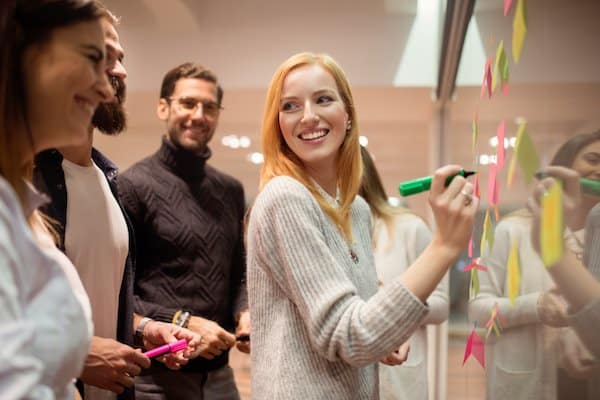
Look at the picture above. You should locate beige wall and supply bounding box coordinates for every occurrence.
[95,83,600,222]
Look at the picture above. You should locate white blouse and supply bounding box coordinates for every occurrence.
[0,177,91,399]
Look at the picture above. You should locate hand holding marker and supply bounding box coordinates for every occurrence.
[143,339,188,358]
[398,169,477,197]
[535,171,600,197]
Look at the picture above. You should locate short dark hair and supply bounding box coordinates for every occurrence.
[159,62,224,105]
[550,130,600,168]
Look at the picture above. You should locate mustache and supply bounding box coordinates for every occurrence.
[92,75,127,135]
[110,75,126,104]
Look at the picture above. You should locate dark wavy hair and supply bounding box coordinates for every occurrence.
[551,130,600,167]
[0,0,102,206]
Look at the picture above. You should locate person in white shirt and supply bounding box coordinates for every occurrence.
[0,1,112,398]
[359,146,449,400]
[33,3,204,399]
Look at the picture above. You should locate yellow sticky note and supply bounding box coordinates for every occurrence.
[480,209,494,256]
[507,240,521,306]
[469,268,480,300]
[514,122,540,184]
[541,180,564,267]
[513,0,527,63]
[507,146,518,187]
[492,40,509,92]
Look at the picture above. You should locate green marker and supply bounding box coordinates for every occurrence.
[535,172,600,197]
[581,178,600,196]
[398,169,477,197]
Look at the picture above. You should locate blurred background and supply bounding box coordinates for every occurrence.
[98,0,600,398]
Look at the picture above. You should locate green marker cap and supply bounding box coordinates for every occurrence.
[580,177,600,197]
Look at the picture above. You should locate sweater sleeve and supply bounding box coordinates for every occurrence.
[584,203,600,278]
[410,218,449,325]
[231,182,248,319]
[251,178,428,367]
[469,218,540,329]
[117,172,179,322]
[569,297,600,358]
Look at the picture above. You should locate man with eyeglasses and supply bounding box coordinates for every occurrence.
[118,62,250,399]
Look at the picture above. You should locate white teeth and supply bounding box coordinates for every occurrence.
[299,130,327,140]
[76,98,94,115]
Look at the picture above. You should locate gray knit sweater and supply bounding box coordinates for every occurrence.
[247,176,428,399]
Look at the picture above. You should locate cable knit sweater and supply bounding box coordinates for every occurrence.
[118,137,246,373]
[247,176,428,399]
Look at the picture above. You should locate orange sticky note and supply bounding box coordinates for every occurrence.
[473,173,481,199]
[463,327,485,368]
[513,0,527,63]
[507,240,521,306]
[541,180,564,267]
[485,304,505,338]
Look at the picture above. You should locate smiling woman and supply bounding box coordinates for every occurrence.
[0,1,113,399]
[247,52,478,399]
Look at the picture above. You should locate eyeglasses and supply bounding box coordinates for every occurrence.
[168,96,223,118]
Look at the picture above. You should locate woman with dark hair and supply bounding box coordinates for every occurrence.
[359,146,449,400]
[528,166,600,359]
[469,132,600,400]
[247,52,477,399]
[0,0,113,398]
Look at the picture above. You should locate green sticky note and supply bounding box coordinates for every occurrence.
[515,123,539,184]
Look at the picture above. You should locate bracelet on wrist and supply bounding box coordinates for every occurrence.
[134,317,153,348]
[173,310,191,328]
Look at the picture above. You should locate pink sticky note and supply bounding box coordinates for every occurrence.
[502,82,509,95]
[496,120,506,170]
[463,329,485,368]
[504,0,513,16]
[464,259,489,272]
[488,163,499,206]
[468,235,474,258]
[481,59,492,99]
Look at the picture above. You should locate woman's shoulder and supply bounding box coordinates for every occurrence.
[258,176,313,203]
[497,210,531,231]
[253,176,317,216]
[0,177,22,222]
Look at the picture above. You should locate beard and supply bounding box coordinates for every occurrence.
[92,75,127,135]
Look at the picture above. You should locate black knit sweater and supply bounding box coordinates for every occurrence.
[118,137,247,372]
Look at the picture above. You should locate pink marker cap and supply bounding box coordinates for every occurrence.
[143,339,188,358]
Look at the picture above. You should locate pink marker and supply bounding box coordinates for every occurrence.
[143,339,188,358]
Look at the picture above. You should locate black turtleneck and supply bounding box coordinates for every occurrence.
[118,137,247,373]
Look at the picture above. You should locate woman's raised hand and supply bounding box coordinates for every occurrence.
[428,165,478,258]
